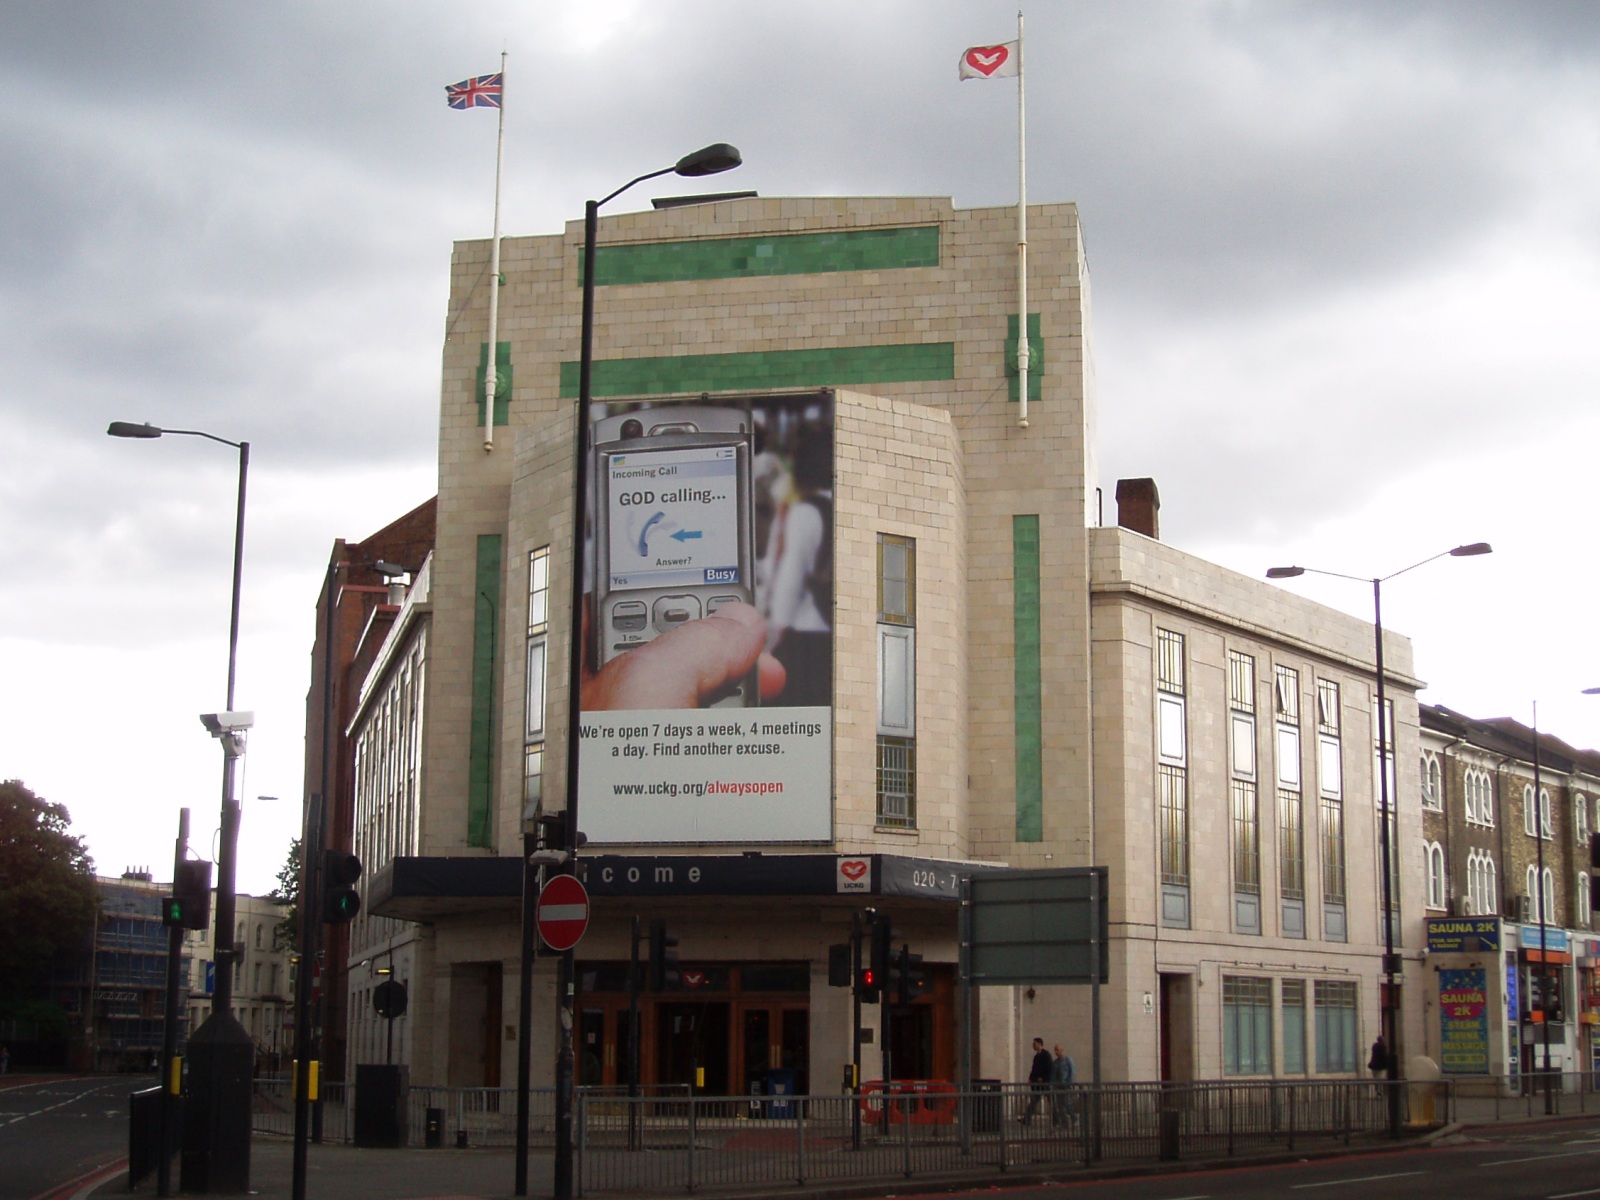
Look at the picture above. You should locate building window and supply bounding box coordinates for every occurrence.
[1230,651,1260,934]
[1314,980,1359,1074]
[876,737,916,828]
[1421,753,1442,811]
[877,534,916,828]
[1526,865,1555,924]
[1222,976,1273,1076]
[1578,874,1591,928]
[1464,768,1494,828]
[1282,980,1307,1075]
[1158,630,1189,928]
[1317,679,1345,940]
[1425,841,1446,910]
[1466,849,1497,916]
[877,535,915,625]
[254,924,262,949]
[524,546,550,814]
[1524,784,1552,839]
[1160,765,1189,887]
[1276,665,1305,937]
[1232,781,1261,896]
[1577,793,1589,844]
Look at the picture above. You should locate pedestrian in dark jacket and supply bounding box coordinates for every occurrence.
[1019,1037,1052,1124]
[1368,1035,1389,1077]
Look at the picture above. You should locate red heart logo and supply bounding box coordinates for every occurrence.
[964,45,1010,76]
[684,970,705,988]
[841,859,868,881]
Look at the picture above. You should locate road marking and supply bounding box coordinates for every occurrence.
[1482,1147,1600,1166]
[1549,1190,1600,1199]
[1291,1171,1426,1189]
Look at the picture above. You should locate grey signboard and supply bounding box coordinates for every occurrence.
[967,867,1109,984]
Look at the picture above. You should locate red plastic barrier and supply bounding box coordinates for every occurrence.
[858,1079,958,1125]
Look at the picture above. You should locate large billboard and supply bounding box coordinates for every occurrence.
[579,391,833,843]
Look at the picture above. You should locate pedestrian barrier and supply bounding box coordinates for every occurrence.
[858,1079,958,1125]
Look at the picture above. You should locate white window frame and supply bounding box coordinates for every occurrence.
[1425,841,1446,910]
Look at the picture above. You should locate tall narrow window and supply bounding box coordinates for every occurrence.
[1578,874,1591,928]
[1158,630,1189,928]
[524,546,550,816]
[1425,842,1446,910]
[877,534,916,828]
[1276,665,1305,938]
[1229,651,1260,934]
[1317,679,1346,941]
[1577,793,1589,845]
[1282,980,1307,1075]
[1314,980,1359,1073]
[1421,754,1442,811]
[1222,976,1273,1076]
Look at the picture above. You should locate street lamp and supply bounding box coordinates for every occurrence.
[108,419,254,1193]
[529,142,744,1200]
[1266,541,1491,1134]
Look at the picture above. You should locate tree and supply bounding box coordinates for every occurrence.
[0,780,99,1021]
[271,837,300,954]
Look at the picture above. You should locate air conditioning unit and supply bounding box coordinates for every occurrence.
[1516,893,1532,923]
[1450,895,1470,917]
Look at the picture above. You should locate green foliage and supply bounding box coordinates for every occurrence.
[271,837,300,953]
[0,780,99,1019]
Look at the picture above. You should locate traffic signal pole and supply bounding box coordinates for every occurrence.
[157,808,189,1199]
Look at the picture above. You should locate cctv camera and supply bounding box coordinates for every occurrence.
[199,711,255,735]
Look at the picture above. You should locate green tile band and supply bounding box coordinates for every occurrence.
[469,534,503,849]
[476,342,512,427]
[1007,313,1044,404]
[581,225,940,286]
[1013,515,1043,842]
[559,342,954,399]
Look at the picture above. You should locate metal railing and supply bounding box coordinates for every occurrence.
[247,1073,1600,1195]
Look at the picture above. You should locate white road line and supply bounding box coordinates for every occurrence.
[1291,1171,1426,1189]
[1482,1147,1600,1166]
[1549,1189,1600,1199]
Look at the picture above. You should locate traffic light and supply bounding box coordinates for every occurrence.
[321,850,362,923]
[828,942,852,988]
[870,911,893,984]
[895,944,928,1005]
[856,964,881,1004]
[163,859,213,929]
[649,919,680,991]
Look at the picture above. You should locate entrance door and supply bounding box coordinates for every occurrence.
[447,961,502,1087]
[1159,973,1193,1082]
[657,1002,730,1093]
[886,1004,933,1080]
[733,1003,811,1097]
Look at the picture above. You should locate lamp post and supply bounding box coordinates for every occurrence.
[107,420,254,1192]
[537,142,744,1200]
[1267,542,1491,1135]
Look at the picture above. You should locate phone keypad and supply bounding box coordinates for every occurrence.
[653,595,701,632]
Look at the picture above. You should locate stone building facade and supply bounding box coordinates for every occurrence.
[336,193,1424,1090]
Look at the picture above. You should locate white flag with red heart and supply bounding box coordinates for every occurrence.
[959,42,1019,80]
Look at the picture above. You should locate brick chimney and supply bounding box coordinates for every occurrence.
[1115,478,1160,540]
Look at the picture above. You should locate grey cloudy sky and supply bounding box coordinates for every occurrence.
[3,1,1597,893]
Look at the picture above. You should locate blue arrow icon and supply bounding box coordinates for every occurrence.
[670,529,703,542]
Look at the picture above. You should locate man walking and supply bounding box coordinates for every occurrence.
[1019,1037,1053,1125]
[1050,1043,1076,1126]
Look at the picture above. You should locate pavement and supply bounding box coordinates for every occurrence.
[83,1109,1600,1200]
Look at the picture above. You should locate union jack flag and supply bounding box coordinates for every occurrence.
[446,73,502,109]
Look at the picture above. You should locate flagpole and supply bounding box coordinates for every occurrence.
[484,49,507,453]
[1015,10,1029,429]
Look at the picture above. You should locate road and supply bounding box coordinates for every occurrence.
[0,1075,146,1200]
[944,1118,1600,1200]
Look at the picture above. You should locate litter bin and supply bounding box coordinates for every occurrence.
[970,1079,1002,1134]
[766,1068,796,1119]
[424,1107,443,1149]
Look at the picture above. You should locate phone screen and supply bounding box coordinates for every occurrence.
[603,444,743,592]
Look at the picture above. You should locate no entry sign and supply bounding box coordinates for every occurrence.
[536,874,590,952]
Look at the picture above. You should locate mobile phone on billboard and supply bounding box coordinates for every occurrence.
[591,404,757,707]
